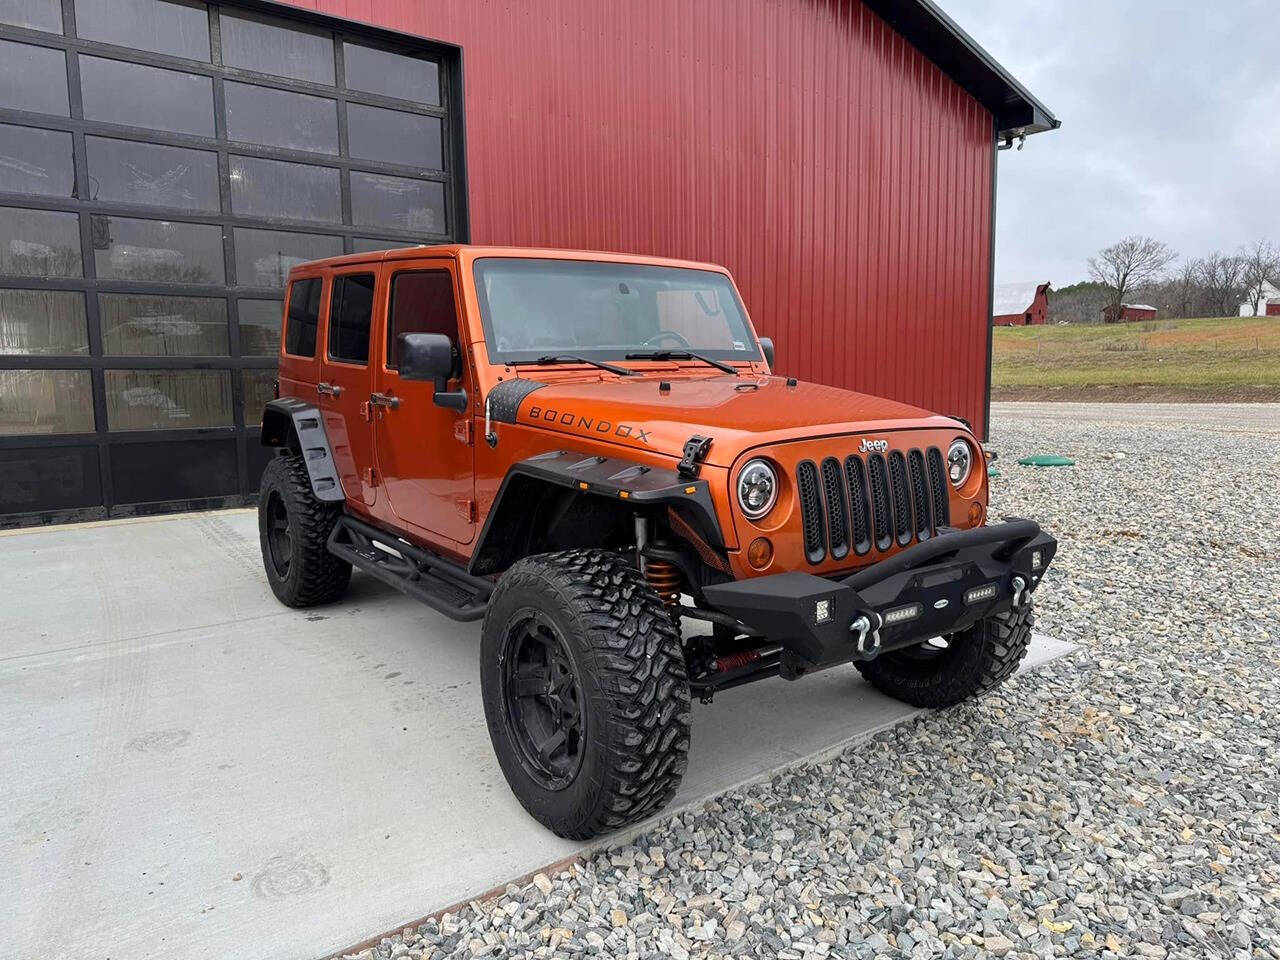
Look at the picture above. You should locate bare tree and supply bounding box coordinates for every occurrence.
[1196,251,1249,317]
[1088,236,1177,322]
[1170,259,1203,318]
[1240,239,1279,315]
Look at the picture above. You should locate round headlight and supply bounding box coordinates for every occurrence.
[737,458,778,520]
[947,439,973,487]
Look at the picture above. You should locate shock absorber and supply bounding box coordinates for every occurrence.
[635,515,683,610]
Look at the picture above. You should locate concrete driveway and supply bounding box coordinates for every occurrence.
[2,509,1071,960]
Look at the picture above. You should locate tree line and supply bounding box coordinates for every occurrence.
[1047,237,1279,324]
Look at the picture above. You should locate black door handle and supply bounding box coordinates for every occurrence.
[317,381,342,397]
[370,392,401,409]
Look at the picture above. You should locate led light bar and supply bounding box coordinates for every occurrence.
[964,583,999,605]
[882,603,922,626]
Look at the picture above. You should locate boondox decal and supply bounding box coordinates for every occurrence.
[526,406,651,444]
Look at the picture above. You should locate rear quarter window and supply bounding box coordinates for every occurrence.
[283,277,322,357]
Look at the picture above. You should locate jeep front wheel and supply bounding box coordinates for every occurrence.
[258,454,351,607]
[854,601,1034,708]
[480,549,691,839]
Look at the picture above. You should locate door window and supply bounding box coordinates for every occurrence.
[327,273,376,364]
[387,270,458,368]
[283,277,322,358]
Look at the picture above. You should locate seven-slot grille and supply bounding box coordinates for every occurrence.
[798,445,951,565]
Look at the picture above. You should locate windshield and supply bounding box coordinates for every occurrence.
[473,258,761,364]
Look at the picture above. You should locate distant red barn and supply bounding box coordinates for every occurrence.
[992,282,1051,326]
[1266,301,1280,317]
[1102,303,1158,323]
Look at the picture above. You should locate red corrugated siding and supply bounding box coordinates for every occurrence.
[283,0,995,433]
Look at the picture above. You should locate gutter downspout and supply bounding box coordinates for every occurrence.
[982,117,999,442]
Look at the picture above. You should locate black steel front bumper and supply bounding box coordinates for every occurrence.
[701,520,1057,679]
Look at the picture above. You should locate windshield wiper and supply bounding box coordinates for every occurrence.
[512,354,637,376]
[624,350,738,375]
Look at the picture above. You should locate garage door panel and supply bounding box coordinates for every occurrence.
[110,437,239,505]
[0,445,102,516]
[0,2,464,524]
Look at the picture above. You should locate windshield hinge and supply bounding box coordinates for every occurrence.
[678,435,713,479]
[454,418,473,446]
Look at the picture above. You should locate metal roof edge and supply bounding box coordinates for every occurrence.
[861,0,1061,139]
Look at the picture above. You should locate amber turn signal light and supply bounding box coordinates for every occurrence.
[968,501,985,526]
[747,537,773,569]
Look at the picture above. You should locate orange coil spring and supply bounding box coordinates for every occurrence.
[643,558,683,609]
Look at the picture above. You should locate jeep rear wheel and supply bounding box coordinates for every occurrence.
[258,454,351,607]
[854,601,1034,708]
[480,549,691,839]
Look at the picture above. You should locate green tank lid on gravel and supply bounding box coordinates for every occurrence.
[1018,455,1076,467]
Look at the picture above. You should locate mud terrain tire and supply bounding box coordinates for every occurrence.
[481,549,691,839]
[855,601,1034,708]
[258,454,351,607]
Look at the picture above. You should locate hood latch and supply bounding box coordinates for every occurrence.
[677,435,713,479]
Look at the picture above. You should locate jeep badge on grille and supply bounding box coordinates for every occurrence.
[860,438,889,453]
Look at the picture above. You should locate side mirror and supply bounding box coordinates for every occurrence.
[758,336,775,369]
[398,332,467,411]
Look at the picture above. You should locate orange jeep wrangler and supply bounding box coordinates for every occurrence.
[258,245,1056,839]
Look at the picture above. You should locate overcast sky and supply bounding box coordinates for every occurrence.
[943,0,1280,287]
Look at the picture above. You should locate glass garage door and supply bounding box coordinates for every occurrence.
[0,0,465,525]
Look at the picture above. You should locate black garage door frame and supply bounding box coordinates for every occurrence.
[0,0,468,527]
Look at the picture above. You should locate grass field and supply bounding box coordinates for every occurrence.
[991,315,1280,401]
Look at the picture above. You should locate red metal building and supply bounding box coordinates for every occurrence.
[992,282,1051,326]
[1266,301,1280,317]
[0,0,1056,524]
[1102,303,1159,323]
[283,0,1057,437]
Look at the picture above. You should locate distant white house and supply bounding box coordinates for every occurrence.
[1239,280,1280,316]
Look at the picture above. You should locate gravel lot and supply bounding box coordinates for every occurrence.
[345,404,1280,960]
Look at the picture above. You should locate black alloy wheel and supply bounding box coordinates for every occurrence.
[264,490,293,579]
[500,610,586,788]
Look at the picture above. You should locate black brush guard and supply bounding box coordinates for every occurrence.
[701,519,1056,682]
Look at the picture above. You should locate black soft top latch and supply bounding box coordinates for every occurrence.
[678,435,713,478]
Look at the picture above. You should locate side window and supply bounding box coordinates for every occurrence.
[387,270,458,369]
[327,272,376,364]
[283,277,321,357]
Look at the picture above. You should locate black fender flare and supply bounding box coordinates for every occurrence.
[469,449,725,577]
[260,397,345,502]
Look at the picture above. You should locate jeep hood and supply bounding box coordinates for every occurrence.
[509,374,960,467]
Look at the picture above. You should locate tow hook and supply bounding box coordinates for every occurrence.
[1011,575,1027,610]
[850,612,883,658]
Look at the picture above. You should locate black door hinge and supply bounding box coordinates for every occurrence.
[678,435,713,478]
